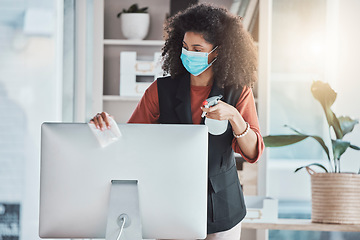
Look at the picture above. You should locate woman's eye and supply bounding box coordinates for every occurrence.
[194,49,201,52]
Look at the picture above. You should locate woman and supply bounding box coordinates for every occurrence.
[91,3,264,240]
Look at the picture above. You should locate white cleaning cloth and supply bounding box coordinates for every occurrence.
[88,115,122,148]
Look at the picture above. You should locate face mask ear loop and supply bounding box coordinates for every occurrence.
[209,45,218,54]
[207,46,218,66]
[208,58,217,66]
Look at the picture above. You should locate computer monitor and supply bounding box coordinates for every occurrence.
[39,123,208,239]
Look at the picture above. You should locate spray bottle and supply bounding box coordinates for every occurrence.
[202,95,228,135]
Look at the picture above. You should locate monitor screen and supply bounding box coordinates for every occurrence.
[39,123,208,239]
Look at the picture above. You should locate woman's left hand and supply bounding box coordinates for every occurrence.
[202,100,258,160]
[201,100,238,122]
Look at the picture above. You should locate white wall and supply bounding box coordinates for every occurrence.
[334,0,360,173]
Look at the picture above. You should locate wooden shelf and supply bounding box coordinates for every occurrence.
[103,95,141,101]
[242,219,360,232]
[103,39,165,46]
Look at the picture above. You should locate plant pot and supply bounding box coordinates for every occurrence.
[121,13,150,40]
[307,168,360,224]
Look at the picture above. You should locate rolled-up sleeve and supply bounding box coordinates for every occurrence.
[127,80,160,124]
[232,86,264,163]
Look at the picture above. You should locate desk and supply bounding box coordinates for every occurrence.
[242,219,360,232]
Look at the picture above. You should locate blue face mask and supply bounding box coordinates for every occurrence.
[180,46,218,76]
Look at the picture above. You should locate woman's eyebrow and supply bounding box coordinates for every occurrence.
[182,41,203,48]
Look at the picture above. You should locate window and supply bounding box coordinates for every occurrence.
[0,1,61,239]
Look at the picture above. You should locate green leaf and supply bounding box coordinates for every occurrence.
[118,4,148,17]
[311,81,343,139]
[263,135,308,147]
[284,125,331,161]
[139,7,149,13]
[350,144,360,150]
[331,112,343,139]
[294,163,328,173]
[332,139,351,160]
[283,125,302,135]
[128,4,139,12]
[338,116,359,137]
[311,81,336,108]
[309,136,331,160]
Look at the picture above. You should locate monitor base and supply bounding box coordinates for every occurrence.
[105,180,142,240]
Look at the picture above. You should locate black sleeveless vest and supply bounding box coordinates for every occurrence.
[157,73,247,234]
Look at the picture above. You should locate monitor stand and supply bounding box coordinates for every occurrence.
[105,180,142,240]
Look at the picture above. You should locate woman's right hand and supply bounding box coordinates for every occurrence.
[89,112,115,131]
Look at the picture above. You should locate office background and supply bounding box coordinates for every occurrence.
[0,0,359,239]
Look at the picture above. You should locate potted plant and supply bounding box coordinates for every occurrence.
[117,4,150,40]
[264,80,360,224]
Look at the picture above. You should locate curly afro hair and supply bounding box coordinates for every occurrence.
[162,3,258,89]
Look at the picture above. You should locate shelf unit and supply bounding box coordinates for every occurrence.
[102,39,160,103]
[94,0,168,123]
[103,39,165,46]
[103,95,141,102]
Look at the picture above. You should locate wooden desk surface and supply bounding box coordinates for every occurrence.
[242,219,360,232]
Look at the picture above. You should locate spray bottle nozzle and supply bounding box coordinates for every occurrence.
[201,95,223,118]
[202,95,223,108]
